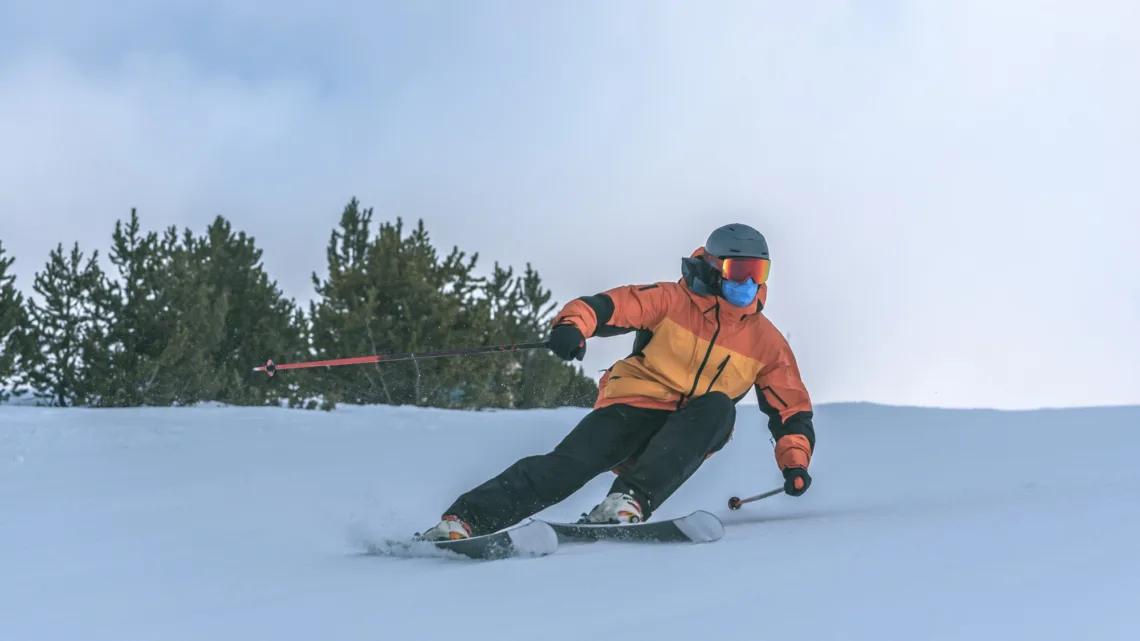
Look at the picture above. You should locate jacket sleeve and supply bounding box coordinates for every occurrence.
[552,282,676,338]
[754,332,815,472]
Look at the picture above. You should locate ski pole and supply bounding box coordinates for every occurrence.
[727,486,783,510]
[253,341,551,377]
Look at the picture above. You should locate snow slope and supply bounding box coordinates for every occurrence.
[2,401,1138,641]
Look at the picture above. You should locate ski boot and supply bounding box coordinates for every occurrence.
[578,492,644,524]
[418,514,472,541]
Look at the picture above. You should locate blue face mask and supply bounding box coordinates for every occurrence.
[721,278,758,307]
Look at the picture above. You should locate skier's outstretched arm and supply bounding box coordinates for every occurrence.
[754,334,816,496]
[547,283,677,359]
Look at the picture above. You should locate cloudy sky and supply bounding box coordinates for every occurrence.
[2,0,1137,410]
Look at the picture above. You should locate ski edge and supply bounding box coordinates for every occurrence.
[361,519,558,561]
[539,510,724,544]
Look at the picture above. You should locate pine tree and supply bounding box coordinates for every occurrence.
[23,242,113,406]
[309,200,500,408]
[505,264,598,408]
[0,241,30,402]
[308,198,597,410]
[191,215,308,406]
[377,218,502,408]
[143,225,231,405]
[466,260,599,409]
[475,262,528,407]
[93,208,163,406]
[89,210,230,407]
[305,199,377,408]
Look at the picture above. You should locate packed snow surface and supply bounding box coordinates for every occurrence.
[2,401,1138,640]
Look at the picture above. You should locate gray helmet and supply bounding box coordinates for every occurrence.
[704,223,769,260]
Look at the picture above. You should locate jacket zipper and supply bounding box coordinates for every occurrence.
[679,301,722,408]
[704,354,731,393]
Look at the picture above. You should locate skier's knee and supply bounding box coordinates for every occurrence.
[691,391,736,419]
[707,426,734,457]
[686,392,736,445]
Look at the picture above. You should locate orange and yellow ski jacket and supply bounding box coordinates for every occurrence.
[552,257,815,473]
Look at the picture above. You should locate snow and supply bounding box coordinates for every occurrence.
[2,401,1139,641]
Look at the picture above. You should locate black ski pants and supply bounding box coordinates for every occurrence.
[444,391,736,535]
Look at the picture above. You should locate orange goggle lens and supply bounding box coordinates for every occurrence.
[711,256,770,284]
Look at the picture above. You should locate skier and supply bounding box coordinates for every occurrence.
[420,223,815,541]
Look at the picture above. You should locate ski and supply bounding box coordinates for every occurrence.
[361,520,558,561]
[538,510,724,544]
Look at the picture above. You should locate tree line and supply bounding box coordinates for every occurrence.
[0,199,599,410]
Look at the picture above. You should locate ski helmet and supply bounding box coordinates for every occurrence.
[703,223,769,260]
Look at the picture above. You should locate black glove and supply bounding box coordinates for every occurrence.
[548,324,587,361]
[783,467,811,496]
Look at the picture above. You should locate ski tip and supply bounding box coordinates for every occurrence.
[507,520,560,557]
[676,510,725,543]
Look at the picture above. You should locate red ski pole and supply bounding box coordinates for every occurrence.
[253,341,551,377]
[727,487,783,510]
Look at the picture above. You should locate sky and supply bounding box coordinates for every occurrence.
[1,0,1137,410]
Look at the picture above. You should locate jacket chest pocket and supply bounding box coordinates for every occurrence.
[704,354,732,393]
[704,350,761,397]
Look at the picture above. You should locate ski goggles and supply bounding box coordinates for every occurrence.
[704,254,771,284]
